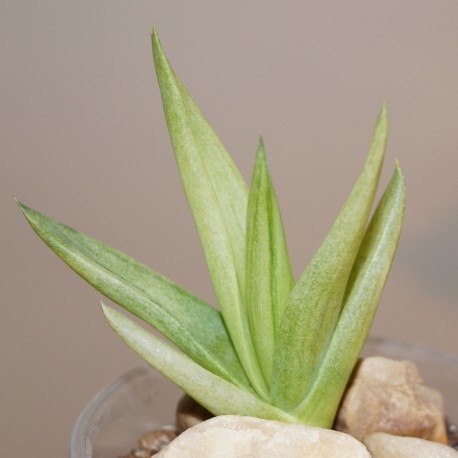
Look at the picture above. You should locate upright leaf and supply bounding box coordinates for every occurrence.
[103,305,293,422]
[246,139,294,385]
[152,29,267,398]
[18,202,251,391]
[294,164,406,426]
[271,105,388,410]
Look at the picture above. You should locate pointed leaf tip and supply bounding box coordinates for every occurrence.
[392,163,406,197]
[102,303,122,331]
[17,200,33,218]
[15,197,24,209]
[246,139,294,385]
[100,301,109,315]
[394,159,403,174]
[255,140,267,163]
[16,198,32,222]
[151,27,165,65]
[379,102,388,123]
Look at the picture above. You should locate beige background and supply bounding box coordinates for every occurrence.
[1,1,457,456]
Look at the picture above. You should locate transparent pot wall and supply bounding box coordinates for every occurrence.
[70,338,458,458]
[69,367,182,458]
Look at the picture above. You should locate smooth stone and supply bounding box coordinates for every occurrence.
[131,448,153,458]
[335,356,447,443]
[138,428,178,453]
[364,432,458,457]
[157,415,371,457]
[175,394,213,433]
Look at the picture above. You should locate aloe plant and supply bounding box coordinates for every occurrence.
[18,28,405,428]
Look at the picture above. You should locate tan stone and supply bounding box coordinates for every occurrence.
[335,356,447,443]
[138,428,178,453]
[157,415,371,457]
[364,432,458,457]
[175,394,213,433]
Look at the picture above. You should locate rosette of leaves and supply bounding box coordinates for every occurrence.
[18,29,405,428]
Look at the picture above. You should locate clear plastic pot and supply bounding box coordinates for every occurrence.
[69,337,458,458]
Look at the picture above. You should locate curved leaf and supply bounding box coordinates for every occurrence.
[103,304,293,421]
[246,139,294,385]
[152,29,267,399]
[18,202,251,391]
[294,164,405,426]
[271,105,388,410]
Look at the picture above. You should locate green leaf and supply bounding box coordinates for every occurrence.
[294,164,406,426]
[271,105,388,410]
[246,139,294,385]
[103,304,294,422]
[18,202,251,391]
[152,29,267,399]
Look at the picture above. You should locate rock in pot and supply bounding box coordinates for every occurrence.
[335,356,447,443]
[363,432,458,457]
[175,394,213,433]
[156,415,371,457]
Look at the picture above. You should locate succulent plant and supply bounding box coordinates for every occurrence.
[18,28,405,428]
